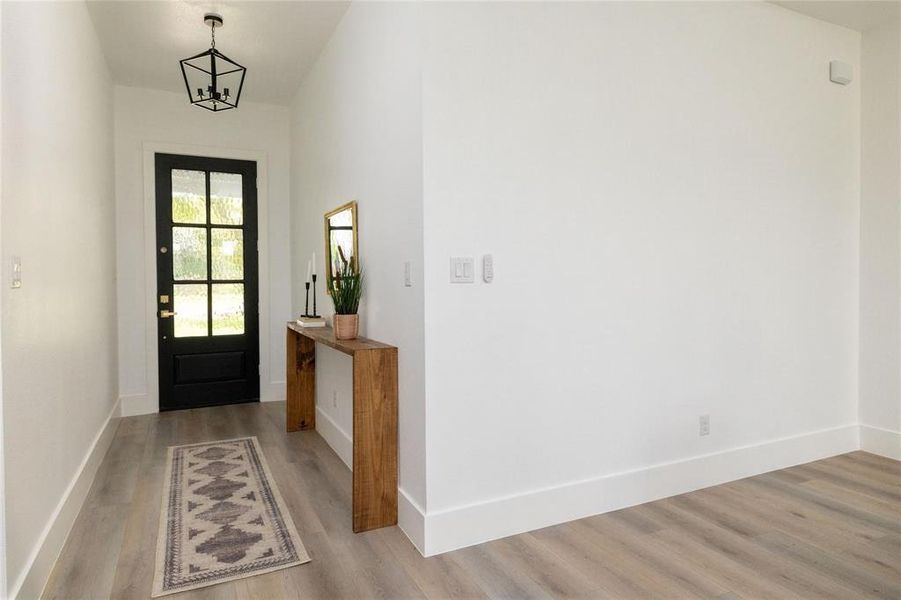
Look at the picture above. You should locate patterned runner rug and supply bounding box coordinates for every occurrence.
[153,436,310,596]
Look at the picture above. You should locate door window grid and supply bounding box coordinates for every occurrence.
[171,169,245,337]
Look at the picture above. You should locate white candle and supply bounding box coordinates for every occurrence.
[306,259,311,283]
[312,252,317,276]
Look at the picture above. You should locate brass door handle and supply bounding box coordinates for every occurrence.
[160,310,177,318]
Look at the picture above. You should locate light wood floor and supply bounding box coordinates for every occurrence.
[43,401,900,599]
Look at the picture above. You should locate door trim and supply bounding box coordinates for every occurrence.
[134,141,272,416]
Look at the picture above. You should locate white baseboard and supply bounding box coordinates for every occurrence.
[119,392,154,417]
[860,424,901,460]
[315,406,353,469]
[262,380,286,403]
[11,398,121,600]
[398,488,426,554]
[421,423,859,556]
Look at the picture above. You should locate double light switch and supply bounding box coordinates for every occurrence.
[450,257,474,283]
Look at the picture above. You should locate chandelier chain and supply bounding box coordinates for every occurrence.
[210,22,216,49]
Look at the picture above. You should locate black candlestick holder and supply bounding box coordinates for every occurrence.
[310,274,320,318]
[302,282,311,317]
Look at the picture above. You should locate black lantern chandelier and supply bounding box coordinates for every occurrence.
[180,13,246,112]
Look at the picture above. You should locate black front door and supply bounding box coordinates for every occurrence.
[155,153,259,411]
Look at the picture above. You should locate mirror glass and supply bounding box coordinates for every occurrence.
[324,201,358,288]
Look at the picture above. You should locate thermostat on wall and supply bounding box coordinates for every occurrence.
[829,60,852,85]
[482,254,494,283]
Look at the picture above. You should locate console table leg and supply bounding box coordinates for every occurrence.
[286,329,316,432]
[352,347,398,532]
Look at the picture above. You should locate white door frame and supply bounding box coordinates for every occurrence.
[138,141,271,415]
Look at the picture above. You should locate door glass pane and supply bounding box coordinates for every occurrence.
[174,284,208,337]
[172,169,206,224]
[212,283,244,335]
[211,229,243,280]
[172,227,208,280]
[210,172,243,225]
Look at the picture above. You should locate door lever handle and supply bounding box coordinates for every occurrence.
[159,310,177,318]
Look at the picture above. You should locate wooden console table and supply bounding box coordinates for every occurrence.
[285,322,398,532]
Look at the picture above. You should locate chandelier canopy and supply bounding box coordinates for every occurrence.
[180,14,246,112]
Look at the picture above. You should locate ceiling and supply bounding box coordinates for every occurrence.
[86,1,350,105]
[772,1,900,31]
[85,1,899,105]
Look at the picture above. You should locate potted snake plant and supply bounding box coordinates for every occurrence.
[328,248,363,340]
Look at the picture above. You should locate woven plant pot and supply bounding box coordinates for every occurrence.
[334,314,359,340]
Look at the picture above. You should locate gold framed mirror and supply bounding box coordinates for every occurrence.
[324,201,359,291]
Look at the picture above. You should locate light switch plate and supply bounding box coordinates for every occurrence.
[404,261,413,287]
[450,257,474,283]
[11,256,21,289]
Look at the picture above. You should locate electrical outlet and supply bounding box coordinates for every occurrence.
[332,390,338,408]
[699,414,710,437]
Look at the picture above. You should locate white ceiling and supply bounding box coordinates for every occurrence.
[86,1,349,105]
[86,1,899,105]
[772,1,900,31]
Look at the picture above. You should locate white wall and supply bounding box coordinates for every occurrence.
[289,2,426,547]
[114,85,292,415]
[0,4,6,593]
[1,2,118,596]
[859,17,901,458]
[420,1,860,553]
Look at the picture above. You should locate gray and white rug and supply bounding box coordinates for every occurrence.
[152,436,310,597]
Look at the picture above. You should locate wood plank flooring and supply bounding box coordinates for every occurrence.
[42,402,901,599]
